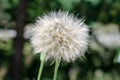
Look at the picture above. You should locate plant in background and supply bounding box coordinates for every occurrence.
[30,11,89,80]
[92,23,120,49]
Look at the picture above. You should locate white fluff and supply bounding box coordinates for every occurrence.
[93,23,120,49]
[30,11,89,62]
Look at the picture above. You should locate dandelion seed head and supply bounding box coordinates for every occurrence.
[30,11,89,62]
[93,23,120,49]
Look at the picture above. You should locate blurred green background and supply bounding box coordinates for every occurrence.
[0,0,120,80]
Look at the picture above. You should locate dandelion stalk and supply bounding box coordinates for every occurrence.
[53,58,61,80]
[37,53,46,80]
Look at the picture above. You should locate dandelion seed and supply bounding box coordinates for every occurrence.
[30,11,89,62]
[93,23,120,49]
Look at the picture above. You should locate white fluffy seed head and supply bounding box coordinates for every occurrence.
[93,23,120,49]
[30,11,89,62]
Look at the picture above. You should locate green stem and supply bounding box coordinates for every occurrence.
[53,58,61,80]
[37,60,45,80]
[37,53,46,80]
